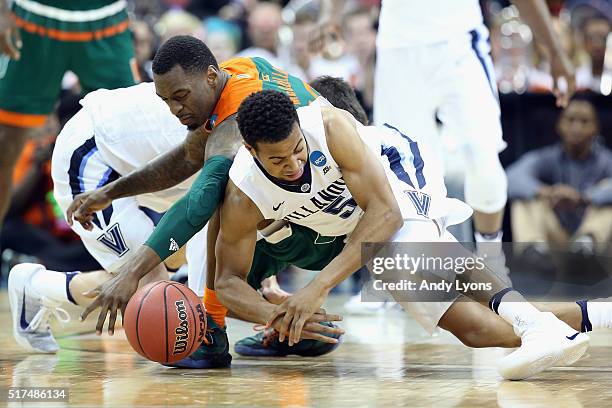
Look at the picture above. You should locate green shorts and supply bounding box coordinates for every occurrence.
[247,224,347,290]
[0,1,137,128]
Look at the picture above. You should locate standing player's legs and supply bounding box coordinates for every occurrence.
[0,14,68,226]
[0,125,29,226]
[435,26,507,270]
[373,45,448,210]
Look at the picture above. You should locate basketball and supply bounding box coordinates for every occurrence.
[123,281,206,364]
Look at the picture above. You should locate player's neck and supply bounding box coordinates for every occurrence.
[214,70,231,101]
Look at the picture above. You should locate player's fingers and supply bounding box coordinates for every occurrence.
[309,313,343,323]
[120,303,127,327]
[82,286,101,298]
[278,311,294,343]
[74,198,93,221]
[291,316,308,346]
[107,302,119,335]
[80,292,102,320]
[65,198,82,226]
[305,322,345,336]
[301,329,339,344]
[95,303,110,335]
[2,30,18,60]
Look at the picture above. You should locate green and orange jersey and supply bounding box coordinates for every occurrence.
[206,57,320,130]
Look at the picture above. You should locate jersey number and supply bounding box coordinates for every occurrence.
[323,196,358,219]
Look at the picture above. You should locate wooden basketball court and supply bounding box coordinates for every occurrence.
[1,292,611,407]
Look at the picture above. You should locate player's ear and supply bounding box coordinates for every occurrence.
[244,142,256,156]
[206,65,218,86]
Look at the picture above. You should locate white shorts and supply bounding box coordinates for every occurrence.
[374,24,506,175]
[387,218,460,334]
[51,109,208,284]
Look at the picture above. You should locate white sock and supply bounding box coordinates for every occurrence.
[586,299,612,330]
[496,291,542,332]
[475,230,503,256]
[30,268,79,304]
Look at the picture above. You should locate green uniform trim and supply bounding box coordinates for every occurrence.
[144,156,233,260]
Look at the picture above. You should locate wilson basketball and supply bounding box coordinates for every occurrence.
[123,281,206,364]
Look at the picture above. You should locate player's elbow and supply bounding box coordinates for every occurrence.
[383,205,403,234]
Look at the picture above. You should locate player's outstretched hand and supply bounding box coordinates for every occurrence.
[0,10,21,60]
[268,280,331,346]
[66,188,113,230]
[80,272,139,336]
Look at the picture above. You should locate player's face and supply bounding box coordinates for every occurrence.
[154,65,219,130]
[558,100,598,154]
[248,122,308,182]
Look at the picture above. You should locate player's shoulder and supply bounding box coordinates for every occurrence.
[223,178,260,216]
[320,106,356,141]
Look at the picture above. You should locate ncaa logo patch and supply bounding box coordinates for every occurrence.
[310,151,327,167]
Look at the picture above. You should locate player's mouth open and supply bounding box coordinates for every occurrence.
[284,166,304,181]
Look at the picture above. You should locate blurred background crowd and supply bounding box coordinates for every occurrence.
[1,0,611,290]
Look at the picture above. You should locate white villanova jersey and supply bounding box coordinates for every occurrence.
[53,82,196,212]
[378,0,484,48]
[229,101,472,237]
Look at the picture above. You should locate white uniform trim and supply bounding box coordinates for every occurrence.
[13,0,127,22]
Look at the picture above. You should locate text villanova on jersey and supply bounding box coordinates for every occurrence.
[282,177,358,222]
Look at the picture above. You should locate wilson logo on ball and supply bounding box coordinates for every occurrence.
[173,300,189,355]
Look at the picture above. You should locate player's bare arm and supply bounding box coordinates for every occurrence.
[272,107,403,345]
[68,125,208,230]
[511,0,575,106]
[0,0,21,60]
[214,180,343,343]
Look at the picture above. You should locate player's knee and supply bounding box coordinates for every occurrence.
[463,152,507,213]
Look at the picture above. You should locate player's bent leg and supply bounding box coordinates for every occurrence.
[437,296,520,348]
[0,125,30,226]
[537,300,612,333]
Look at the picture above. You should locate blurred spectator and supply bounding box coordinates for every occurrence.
[507,96,612,251]
[342,6,377,120]
[204,17,241,63]
[575,14,611,93]
[155,9,205,44]
[132,21,156,82]
[236,1,284,67]
[287,9,317,81]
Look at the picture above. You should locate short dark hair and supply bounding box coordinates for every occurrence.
[152,35,218,75]
[237,90,299,148]
[309,76,369,125]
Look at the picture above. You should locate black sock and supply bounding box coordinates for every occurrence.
[488,287,514,314]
